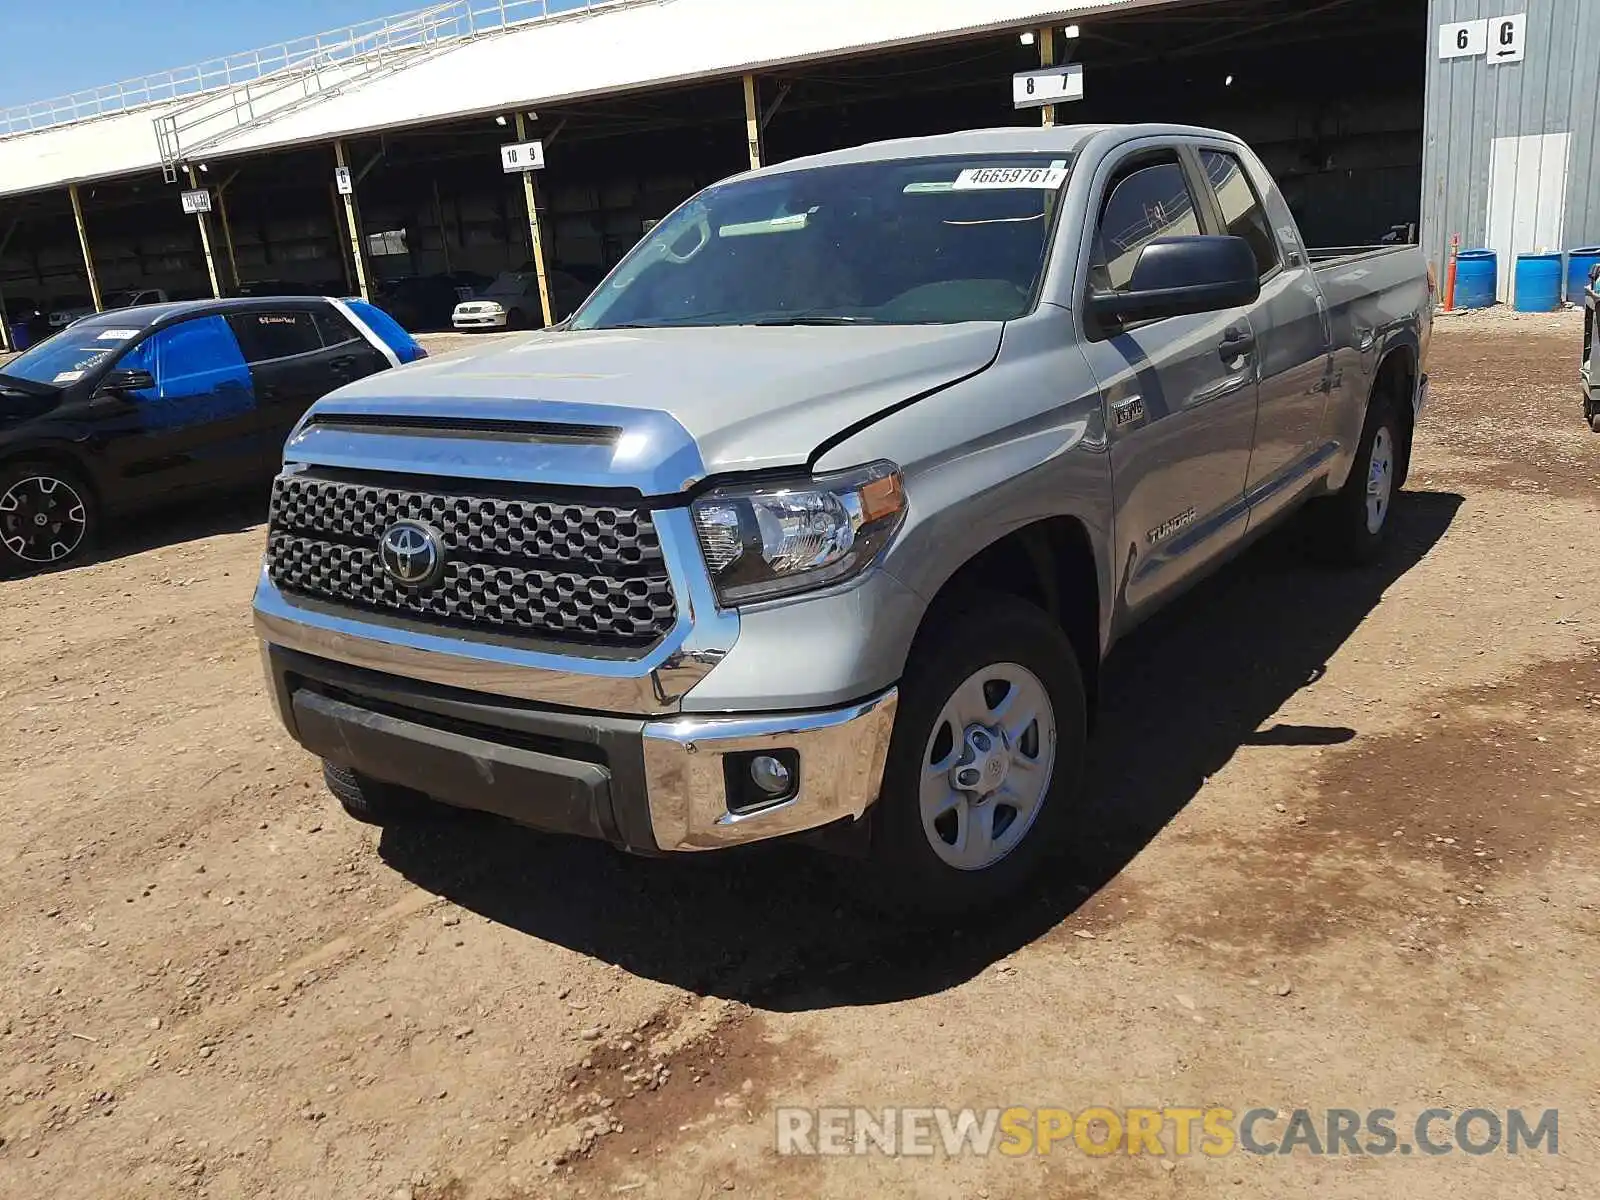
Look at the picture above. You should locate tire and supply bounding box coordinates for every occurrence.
[505,308,528,331]
[0,459,97,576]
[869,593,1088,915]
[322,760,435,826]
[1589,411,1600,434]
[1311,393,1401,564]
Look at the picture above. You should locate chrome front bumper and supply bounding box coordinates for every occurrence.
[641,692,897,851]
[262,641,896,853]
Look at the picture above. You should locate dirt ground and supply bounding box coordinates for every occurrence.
[1,316,1596,1200]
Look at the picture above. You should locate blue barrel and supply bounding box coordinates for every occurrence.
[1455,249,1497,309]
[1513,252,1563,312]
[1566,246,1600,301]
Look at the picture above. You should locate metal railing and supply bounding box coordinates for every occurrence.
[0,0,624,139]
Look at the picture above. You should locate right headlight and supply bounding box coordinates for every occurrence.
[690,461,907,605]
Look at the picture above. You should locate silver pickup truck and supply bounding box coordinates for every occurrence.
[254,124,1431,911]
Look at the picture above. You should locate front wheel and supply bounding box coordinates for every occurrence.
[322,761,437,826]
[870,594,1087,914]
[0,460,97,576]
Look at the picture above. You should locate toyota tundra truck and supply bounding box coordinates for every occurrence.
[254,124,1430,911]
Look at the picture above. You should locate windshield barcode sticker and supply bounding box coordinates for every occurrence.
[952,166,1068,191]
[98,329,140,341]
[52,370,85,384]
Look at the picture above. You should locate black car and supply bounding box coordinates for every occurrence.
[0,295,425,575]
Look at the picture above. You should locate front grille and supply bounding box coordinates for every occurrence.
[266,474,678,649]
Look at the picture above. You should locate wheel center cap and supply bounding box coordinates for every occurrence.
[33,513,48,527]
[950,724,1009,797]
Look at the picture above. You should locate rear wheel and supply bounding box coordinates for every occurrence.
[505,308,528,331]
[1589,410,1600,434]
[1310,395,1400,564]
[0,460,96,576]
[322,760,436,826]
[870,594,1087,914]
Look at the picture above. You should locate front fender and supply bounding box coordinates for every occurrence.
[814,308,1116,656]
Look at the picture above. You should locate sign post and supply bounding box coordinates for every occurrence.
[510,114,553,328]
[184,170,222,299]
[334,142,370,302]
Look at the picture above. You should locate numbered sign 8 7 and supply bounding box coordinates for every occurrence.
[1012,64,1085,110]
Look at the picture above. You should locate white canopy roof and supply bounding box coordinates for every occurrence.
[0,0,1148,200]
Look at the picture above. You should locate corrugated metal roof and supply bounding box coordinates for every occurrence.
[0,0,1155,201]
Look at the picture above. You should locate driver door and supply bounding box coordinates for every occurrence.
[1076,146,1261,624]
[102,315,260,501]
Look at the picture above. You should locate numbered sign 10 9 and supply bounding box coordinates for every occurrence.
[500,140,546,173]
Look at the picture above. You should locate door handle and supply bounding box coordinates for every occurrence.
[329,355,357,379]
[1219,327,1256,362]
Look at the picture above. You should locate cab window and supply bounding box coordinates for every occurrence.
[1090,154,1202,293]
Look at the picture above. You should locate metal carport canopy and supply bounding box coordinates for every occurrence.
[0,0,1168,200]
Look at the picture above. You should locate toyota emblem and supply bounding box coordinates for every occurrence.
[378,520,445,588]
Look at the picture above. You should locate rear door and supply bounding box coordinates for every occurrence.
[1195,145,1334,525]
[1076,145,1261,619]
[226,307,366,467]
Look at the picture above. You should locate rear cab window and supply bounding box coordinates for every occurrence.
[1199,150,1282,281]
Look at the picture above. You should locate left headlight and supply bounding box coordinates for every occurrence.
[690,461,907,604]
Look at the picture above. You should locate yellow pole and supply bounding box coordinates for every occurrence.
[742,73,764,170]
[1039,26,1057,128]
[68,184,103,312]
[334,141,371,302]
[514,112,554,327]
[186,168,223,299]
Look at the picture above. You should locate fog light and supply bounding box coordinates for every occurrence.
[724,749,800,814]
[750,755,792,796]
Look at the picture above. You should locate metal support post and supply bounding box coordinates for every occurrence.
[68,184,104,312]
[335,140,371,301]
[742,73,764,170]
[0,218,15,352]
[186,167,223,299]
[216,170,242,293]
[514,112,554,327]
[1039,26,1057,128]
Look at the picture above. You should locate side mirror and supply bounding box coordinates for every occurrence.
[100,368,155,392]
[1090,235,1261,328]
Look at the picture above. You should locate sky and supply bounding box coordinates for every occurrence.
[0,0,543,110]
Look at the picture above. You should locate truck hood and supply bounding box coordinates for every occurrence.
[307,323,1001,486]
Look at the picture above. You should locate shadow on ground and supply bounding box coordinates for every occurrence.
[379,491,1464,1012]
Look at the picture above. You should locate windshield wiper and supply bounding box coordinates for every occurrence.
[0,372,59,397]
[750,314,882,326]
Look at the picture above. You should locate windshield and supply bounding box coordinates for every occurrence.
[3,321,142,386]
[570,154,1072,330]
